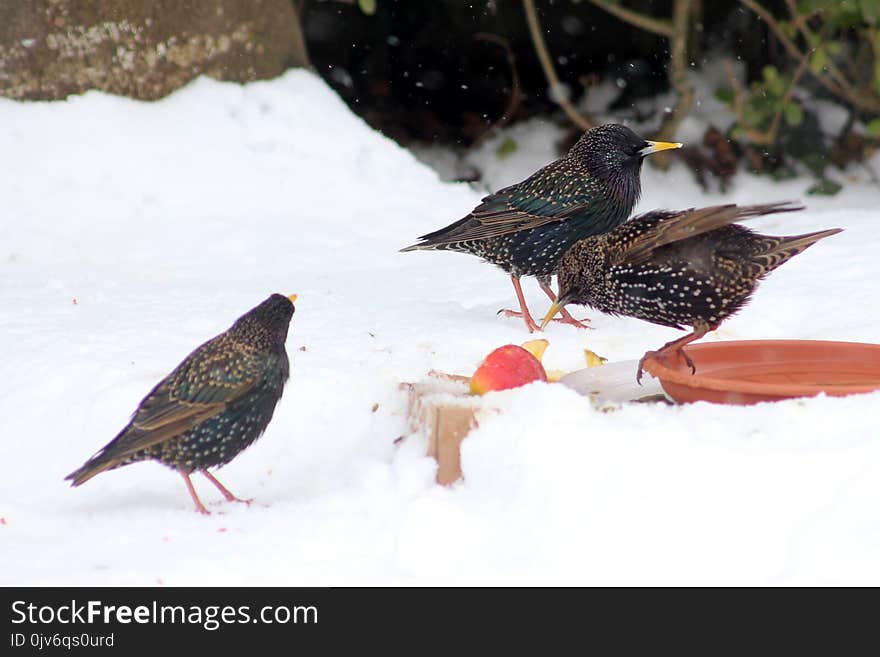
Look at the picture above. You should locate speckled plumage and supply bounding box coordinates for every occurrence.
[66,293,296,513]
[401,124,680,331]
[547,202,841,379]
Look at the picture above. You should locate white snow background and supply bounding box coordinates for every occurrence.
[2,70,879,585]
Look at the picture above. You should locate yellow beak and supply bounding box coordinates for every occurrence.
[288,294,298,303]
[640,140,683,156]
[540,299,568,330]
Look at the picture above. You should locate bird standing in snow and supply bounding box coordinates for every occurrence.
[401,123,681,331]
[66,293,297,514]
[540,202,842,381]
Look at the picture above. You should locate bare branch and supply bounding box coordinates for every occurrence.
[522,0,593,131]
[470,33,522,149]
[581,0,692,168]
[655,0,695,167]
[782,0,852,93]
[586,0,674,38]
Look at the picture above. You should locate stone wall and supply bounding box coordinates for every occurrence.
[0,0,310,100]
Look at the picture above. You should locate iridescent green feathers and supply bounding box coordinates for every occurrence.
[400,124,666,277]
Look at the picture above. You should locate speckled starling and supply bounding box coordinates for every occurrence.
[540,202,842,381]
[401,123,682,332]
[65,293,297,514]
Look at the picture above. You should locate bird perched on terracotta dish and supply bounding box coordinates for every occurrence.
[66,293,297,514]
[540,202,841,381]
[401,124,681,332]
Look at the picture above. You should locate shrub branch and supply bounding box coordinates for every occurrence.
[522,0,594,130]
[739,0,880,113]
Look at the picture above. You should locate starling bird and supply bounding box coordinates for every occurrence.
[66,293,297,514]
[401,123,682,332]
[540,203,842,381]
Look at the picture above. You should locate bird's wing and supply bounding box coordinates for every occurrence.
[64,338,273,486]
[413,161,595,245]
[472,187,589,232]
[112,337,266,455]
[614,202,802,265]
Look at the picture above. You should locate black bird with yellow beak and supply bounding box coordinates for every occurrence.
[66,293,298,514]
[402,123,681,331]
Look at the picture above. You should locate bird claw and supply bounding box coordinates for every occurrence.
[637,348,696,384]
[498,308,541,333]
[637,349,665,385]
[216,490,253,505]
[555,310,592,330]
[636,354,651,385]
[502,308,590,331]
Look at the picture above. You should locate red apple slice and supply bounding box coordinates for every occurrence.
[469,344,548,395]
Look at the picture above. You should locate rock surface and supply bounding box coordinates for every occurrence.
[0,0,309,100]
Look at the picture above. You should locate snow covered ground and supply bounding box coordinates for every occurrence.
[2,70,879,586]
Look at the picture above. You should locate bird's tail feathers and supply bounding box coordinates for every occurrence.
[775,227,843,255]
[64,457,114,486]
[65,450,120,487]
[400,214,481,252]
[754,227,843,274]
[399,242,431,253]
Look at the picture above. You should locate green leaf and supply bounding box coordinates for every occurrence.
[829,6,865,28]
[750,93,777,118]
[867,117,880,137]
[866,0,880,24]
[742,112,760,128]
[784,103,804,126]
[358,0,377,15]
[496,137,518,160]
[825,40,842,55]
[771,165,798,181]
[802,152,827,177]
[760,66,786,96]
[773,78,787,96]
[762,65,780,87]
[806,179,843,196]
[797,0,839,11]
[810,48,827,75]
[714,87,734,104]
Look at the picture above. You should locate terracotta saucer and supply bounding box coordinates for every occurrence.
[641,339,880,405]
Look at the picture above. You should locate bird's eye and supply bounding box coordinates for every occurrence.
[624,143,644,158]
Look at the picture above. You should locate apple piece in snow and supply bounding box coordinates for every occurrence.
[520,339,549,361]
[469,344,548,395]
[584,349,607,368]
